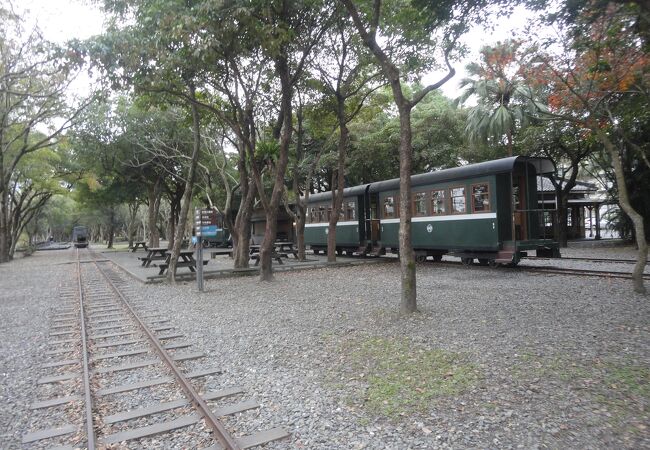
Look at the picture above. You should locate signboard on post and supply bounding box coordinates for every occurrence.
[193,207,216,292]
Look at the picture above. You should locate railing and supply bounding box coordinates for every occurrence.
[513,209,558,241]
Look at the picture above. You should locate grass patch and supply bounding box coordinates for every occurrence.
[605,365,650,398]
[334,336,480,418]
[514,352,650,430]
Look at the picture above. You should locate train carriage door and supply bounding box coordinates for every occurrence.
[513,176,528,240]
[368,193,381,242]
[357,193,367,243]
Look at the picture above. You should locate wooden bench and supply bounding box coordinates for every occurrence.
[140,247,169,267]
[250,252,288,266]
[158,259,208,275]
[131,241,148,252]
[274,242,298,258]
[208,248,234,259]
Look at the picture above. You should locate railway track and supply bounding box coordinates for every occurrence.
[528,255,647,264]
[519,265,650,280]
[22,248,288,449]
[417,258,649,281]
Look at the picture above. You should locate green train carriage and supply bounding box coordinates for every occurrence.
[305,156,560,265]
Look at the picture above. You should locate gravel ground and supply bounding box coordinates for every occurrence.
[1,243,648,449]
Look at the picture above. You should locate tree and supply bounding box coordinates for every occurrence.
[0,7,88,262]
[6,147,63,255]
[310,11,383,263]
[243,0,331,281]
[522,2,649,293]
[69,101,144,249]
[280,89,326,261]
[90,0,211,281]
[457,40,541,156]
[520,122,596,247]
[341,0,491,313]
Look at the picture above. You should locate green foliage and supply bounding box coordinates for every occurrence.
[457,40,540,154]
[255,139,281,164]
[332,336,480,418]
[347,89,467,184]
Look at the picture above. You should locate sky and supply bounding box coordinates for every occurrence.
[15,0,535,100]
[15,0,105,42]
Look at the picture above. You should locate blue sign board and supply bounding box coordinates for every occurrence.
[201,225,219,237]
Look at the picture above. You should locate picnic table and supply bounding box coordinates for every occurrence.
[274,241,298,258]
[131,241,148,252]
[249,243,292,266]
[139,247,168,267]
[158,249,208,276]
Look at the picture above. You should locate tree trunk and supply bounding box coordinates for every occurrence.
[296,208,307,261]
[167,85,202,283]
[9,227,18,256]
[106,207,115,249]
[396,104,417,313]
[147,177,162,247]
[0,188,9,263]
[231,175,257,269]
[127,203,138,249]
[167,201,176,250]
[598,130,647,294]
[557,189,569,247]
[327,106,348,263]
[259,55,293,281]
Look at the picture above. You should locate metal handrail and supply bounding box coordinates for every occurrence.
[512,208,557,240]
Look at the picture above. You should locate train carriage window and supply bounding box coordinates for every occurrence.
[431,189,446,215]
[413,192,427,216]
[338,206,345,221]
[383,196,396,218]
[471,183,490,212]
[318,206,326,222]
[450,187,466,214]
[327,207,333,221]
[346,201,356,220]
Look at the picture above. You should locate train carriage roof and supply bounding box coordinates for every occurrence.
[306,156,554,203]
[369,156,555,193]
[308,183,370,203]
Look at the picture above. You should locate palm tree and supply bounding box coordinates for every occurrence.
[456,40,537,156]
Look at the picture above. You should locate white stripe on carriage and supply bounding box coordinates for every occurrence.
[381,213,497,224]
[305,221,358,228]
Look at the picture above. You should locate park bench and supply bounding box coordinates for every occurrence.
[157,249,208,276]
[139,247,168,267]
[250,252,288,266]
[131,241,148,252]
[207,248,234,259]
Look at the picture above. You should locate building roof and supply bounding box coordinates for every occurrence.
[537,177,598,193]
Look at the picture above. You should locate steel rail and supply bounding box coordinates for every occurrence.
[76,248,97,450]
[528,256,645,264]
[89,255,241,450]
[416,258,649,280]
[521,265,650,280]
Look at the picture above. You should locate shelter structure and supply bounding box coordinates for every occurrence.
[537,178,607,240]
[250,208,296,244]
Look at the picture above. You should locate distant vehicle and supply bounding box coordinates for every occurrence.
[197,212,231,248]
[72,226,89,248]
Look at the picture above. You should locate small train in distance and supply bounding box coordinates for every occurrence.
[305,156,561,266]
[72,226,89,248]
